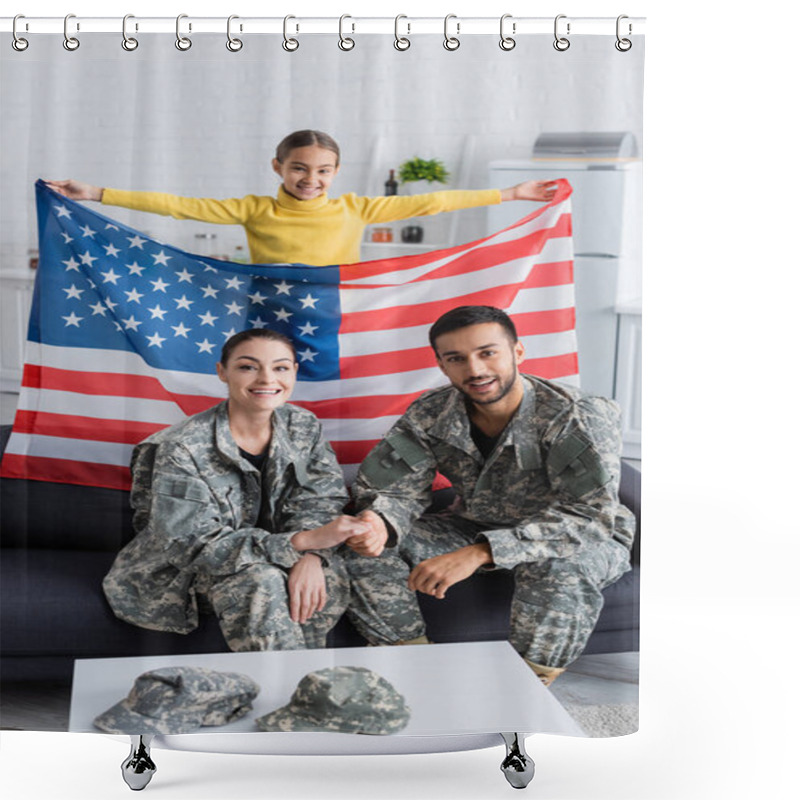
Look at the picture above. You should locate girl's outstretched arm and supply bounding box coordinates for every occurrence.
[45,179,103,201]
[499,179,558,203]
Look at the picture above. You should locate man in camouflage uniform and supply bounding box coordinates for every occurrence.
[343,306,635,684]
[103,399,352,651]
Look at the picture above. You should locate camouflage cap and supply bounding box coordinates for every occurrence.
[93,666,261,735]
[256,666,410,735]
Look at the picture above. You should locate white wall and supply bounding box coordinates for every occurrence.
[1,33,644,270]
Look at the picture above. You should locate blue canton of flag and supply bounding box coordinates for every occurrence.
[33,180,342,380]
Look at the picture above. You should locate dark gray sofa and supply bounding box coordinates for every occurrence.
[0,424,640,683]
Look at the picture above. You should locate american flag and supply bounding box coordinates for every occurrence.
[0,179,578,490]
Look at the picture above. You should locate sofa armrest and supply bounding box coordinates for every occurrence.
[1,425,134,552]
[0,424,11,457]
[619,460,641,566]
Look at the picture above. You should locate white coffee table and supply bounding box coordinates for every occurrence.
[70,641,584,790]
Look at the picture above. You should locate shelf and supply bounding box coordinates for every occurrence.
[0,270,37,282]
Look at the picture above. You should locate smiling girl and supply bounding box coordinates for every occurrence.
[46,129,556,266]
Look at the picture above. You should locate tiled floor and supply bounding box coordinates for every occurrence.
[550,652,639,737]
[0,680,72,732]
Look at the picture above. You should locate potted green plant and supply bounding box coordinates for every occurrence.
[394,158,451,245]
[397,157,450,186]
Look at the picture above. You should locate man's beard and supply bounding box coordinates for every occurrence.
[457,368,517,406]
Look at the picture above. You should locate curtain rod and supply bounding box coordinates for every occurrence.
[2,15,645,37]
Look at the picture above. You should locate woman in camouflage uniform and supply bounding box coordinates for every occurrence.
[103,328,367,651]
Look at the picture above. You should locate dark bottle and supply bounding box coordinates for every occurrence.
[384,169,398,195]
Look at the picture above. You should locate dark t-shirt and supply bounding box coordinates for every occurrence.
[469,420,501,460]
[239,447,267,472]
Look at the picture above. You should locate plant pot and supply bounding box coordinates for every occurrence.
[401,180,435,196]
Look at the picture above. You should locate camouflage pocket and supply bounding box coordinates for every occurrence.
[548,431,610,498]
[292,460,310,487]
[360,433,430,488]
[151,563,181,585]
[153,474,211,503]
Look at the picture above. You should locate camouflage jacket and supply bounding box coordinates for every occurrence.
[103,401,349,634]
[352,375,635,569]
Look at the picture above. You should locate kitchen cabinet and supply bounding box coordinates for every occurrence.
[1,272,34,393]
[487,136,642,458]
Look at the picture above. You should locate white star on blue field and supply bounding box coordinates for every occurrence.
[33,181,342,380]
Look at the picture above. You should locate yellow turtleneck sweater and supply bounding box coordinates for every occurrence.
[101,185,501,266]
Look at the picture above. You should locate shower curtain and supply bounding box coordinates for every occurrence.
[0,13,644,757]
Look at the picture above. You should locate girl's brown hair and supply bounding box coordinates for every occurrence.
[275,130,341,165]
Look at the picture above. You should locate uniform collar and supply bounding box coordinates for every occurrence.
[511,376,536,430]
[213,401,291,472]
[428,388,473,451]
[214,402,254,470]
[502,378,541,470]
[276,185,330,212]
[265,407,292,467]
[427,377,539,468]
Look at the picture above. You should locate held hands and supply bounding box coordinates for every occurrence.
[344,510,389,558]
[288,513,376,623]
[500,180,558,203]
[291,515,370,552]
[287,553,326,624]
[44,179,103,202]
[407,544,493,600]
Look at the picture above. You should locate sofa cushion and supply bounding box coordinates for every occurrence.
[1,548,637,660]
[0,549,228,661]
[415,565,639,655]
[1,421,640,682]
[0,479,133,552]
[0,425,135,552]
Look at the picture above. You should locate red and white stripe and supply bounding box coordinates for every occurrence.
[1,182,577,489]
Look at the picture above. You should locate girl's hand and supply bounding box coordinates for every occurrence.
[288,553,326,624]
[45,179,104,202]
[291,515,370,552]
[500,180,558,203]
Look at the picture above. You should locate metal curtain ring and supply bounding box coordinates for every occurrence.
[63,13,80,51]
[282,15,299,51]
[12,14,29,51]
[122,14,139,51]
[175,14,192,51]
[553,14,570,51]
[226,15,243,51]
[443,14,460,51]
[615,15,632,51]
[338,14,355,51]
[394,15,410,51]
[499,14,516,51]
